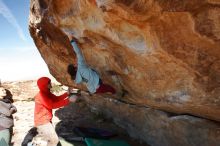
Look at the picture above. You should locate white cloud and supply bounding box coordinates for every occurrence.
[0,0,26,41]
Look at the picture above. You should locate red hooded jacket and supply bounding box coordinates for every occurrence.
[34,77,69,126]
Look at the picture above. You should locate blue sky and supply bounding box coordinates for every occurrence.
[0,0,50,82]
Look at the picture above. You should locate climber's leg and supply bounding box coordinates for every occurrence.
[95,79,116,94]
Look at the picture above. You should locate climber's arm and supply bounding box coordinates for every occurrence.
[71,41,87,65]
[67,34,87,65]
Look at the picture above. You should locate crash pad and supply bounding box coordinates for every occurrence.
[73,127,116,139]
[85,138,130,146]
[59,138,86,146]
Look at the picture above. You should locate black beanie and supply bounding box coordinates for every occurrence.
[67,64,77,80]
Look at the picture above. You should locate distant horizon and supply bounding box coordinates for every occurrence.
[0,74,55,83]
[0,45,51,82]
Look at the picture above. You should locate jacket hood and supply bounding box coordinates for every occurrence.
[37,77,51,94]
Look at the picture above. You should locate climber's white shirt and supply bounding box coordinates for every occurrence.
[71,41,100,93]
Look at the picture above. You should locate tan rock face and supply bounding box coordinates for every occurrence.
[29,0,220,122]
[84,95,220,146]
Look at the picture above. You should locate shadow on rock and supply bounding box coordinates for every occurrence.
[54,99,149,146]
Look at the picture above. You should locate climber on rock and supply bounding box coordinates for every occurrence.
[67,34,116,95]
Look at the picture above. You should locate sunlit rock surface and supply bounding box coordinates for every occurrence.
[29,0,220,145]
